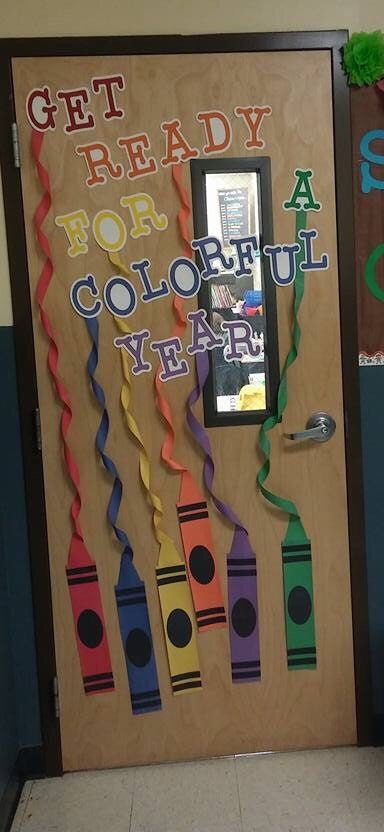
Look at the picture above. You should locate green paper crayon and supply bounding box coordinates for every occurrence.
[282,536,316,670]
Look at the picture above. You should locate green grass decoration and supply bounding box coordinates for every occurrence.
[343,31,384,87]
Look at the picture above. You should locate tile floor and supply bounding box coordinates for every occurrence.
[11,746,384,832]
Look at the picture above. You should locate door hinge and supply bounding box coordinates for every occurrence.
[33,408,42,452]
[52,676,60,719]
[11,122,21,168]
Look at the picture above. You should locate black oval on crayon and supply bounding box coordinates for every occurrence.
[189,545,215,585]
[77,609,103,649]
[167,608,193,648]
[125,628,152,668]
[287,585,312,625]
[231,598,257,639]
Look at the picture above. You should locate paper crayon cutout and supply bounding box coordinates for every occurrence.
[86,316,161,712]
[282,518,316,670]
[31,128,114,696]
[115,553,162,712]
[227,528,261,683]
[156,540,202,695]
[177,472,226,631]
[66,537,114,695]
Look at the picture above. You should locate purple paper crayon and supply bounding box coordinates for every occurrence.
[227,527,261,683]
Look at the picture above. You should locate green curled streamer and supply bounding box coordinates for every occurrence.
[257,209,317,671]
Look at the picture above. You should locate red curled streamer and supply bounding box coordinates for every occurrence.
[154,163,226,631]
[32,129,83,543]
[31,129,114,695]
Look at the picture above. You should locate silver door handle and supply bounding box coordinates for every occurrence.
[284,412,336,443]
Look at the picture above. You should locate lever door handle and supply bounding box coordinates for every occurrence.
[284,412,336,443]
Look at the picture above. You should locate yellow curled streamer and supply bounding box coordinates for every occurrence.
[108,251,202,694]
[109,252,176,562]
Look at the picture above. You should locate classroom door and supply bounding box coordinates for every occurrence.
[10,46,358,771]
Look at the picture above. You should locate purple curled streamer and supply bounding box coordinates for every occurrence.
[186,350,245,530]
[186,350,261,682]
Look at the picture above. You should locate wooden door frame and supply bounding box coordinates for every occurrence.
[0,29,372,777]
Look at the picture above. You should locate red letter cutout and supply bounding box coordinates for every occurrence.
[26,87,58,131]
[91,75,125,120]
[56,88,95,134]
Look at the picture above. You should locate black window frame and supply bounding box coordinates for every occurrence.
[190,155,279,427]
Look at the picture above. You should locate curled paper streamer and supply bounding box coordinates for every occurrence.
[156,164,227,631]
[108,252,202,695]
[256,210,316,670]
[187,350,261,682]
[31,128,114,695]
[86,316,161,712]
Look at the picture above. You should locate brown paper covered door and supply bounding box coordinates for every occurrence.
[11,48,356,771]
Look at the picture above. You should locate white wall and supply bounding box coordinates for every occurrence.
[0,0,382,324]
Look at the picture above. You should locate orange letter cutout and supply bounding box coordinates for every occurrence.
[118,134,157,179]
[234,105,272,149]
[75,142,123,187]
[197,110,232,155]
[161,119,199,167]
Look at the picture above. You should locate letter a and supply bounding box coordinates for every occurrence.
[283,169,321,212]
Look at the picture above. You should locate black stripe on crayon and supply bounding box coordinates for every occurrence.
[156,565,186,577]
[227,569,257,577]
[231,660,260,669]
[131,689,161,702]
[132,699,162,712]
[172,680,202,693]
[84,681,115,693]
[178,511,209,524]
[67,575,99,586]
[177,501,207,514]
[232,670,261,680]
[116,597,147,607]
[171,671,201,683]
[282,543,311,553]
[287,647,316,656]
[83,672,114,683]
[157,575,187,587]
[67,565,96,576]
[197,615,227,627]
[227,558,256,566]
[115,587,146,598]
[196,606,226,619]
[287,657,317,667]
[282,554,312,564]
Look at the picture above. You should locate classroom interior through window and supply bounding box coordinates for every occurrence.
[201,167,269,414]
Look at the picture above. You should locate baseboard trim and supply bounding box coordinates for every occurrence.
[17,747,44,779]
[0,746,44,832]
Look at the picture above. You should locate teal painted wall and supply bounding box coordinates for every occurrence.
[0,327,41,802]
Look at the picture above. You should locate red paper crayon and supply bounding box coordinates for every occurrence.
[66,536,114,695]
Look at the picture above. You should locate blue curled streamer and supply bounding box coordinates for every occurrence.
[86,316,133,559]
[85,315,162,713]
